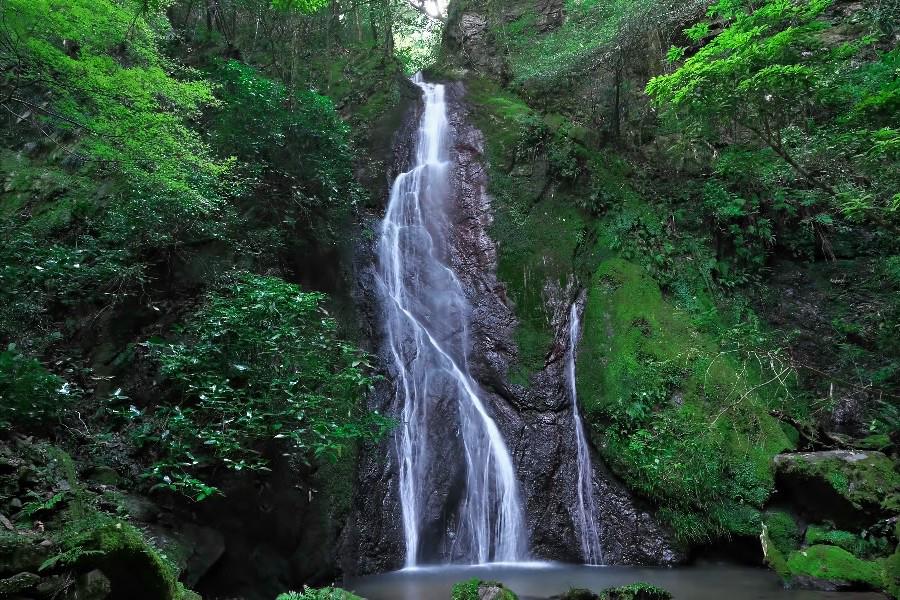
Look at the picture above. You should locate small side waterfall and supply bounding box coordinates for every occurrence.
[376,74,527,567]
[567,302,603,565]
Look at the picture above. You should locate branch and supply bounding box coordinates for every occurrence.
[406,0,445,23]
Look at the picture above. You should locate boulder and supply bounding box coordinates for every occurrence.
[0,571,40,594]
[785,545,882,591]
[598,583,671,600]
[450,578,518,600]
[774,450,900,528]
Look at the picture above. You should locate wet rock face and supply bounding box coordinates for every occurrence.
[443,7,508,78]
[345,81,680,575]
[447,81,681,567]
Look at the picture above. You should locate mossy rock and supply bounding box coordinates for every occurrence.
[774,450,900,529]
[598,582,672,600]
[577,258,791,541]
[0,530,53,576]
[0,571,40,594]
[786,544,883,589]
[49,511,188,600]
[761,523,791,580]
[276,588,363,600]
[804,524,892,559]
[764,511,800,555]
[882,547,900,599]
[451,578,518,600]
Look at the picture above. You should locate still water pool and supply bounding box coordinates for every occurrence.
[346,562,884,600]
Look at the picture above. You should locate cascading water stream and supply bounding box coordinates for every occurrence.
[376,73,527,568]
[567,302,603,565]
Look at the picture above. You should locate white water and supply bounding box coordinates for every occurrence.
[567,302,603,565]
[376,73,527,567]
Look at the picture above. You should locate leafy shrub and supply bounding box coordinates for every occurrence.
[208,59,358,235]
[145,273,391,498]
[0,348,67,427]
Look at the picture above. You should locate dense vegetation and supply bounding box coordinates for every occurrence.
[1,0,898,597]
[0,0,432,596]
[441,0,898,593]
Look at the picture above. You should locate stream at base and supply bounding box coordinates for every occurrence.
[346,563,883,600]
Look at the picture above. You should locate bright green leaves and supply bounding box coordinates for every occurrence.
[684,21,710,42]
[208,60,355,210]
[0,348,68,428]
[270,0,330,13]
[647,0,900,262]
[3,0,231,248]
[143,274,391,499]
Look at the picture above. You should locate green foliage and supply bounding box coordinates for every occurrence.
[209,60,355,207]
[764,511,800,554]
[647,0,900,237]
[805,525,892,559]
[498,0,706,84]
[275,587,362,600]
[207,59,359,247]
[2,0,233,247]
[883,547,900,599]
[0,348,67,427]
[270,0,329,12]
[144,273,390,499]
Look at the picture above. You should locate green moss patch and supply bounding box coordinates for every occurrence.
[466,77,588,382]
[47,511,187,599]
[451,578,518,600]
[774,451,900,528]
[786,544,883,589]
[599,582,672,600]
[805,525,892,559]
[578,258,792,541]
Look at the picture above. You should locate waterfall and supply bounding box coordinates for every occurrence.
[567,302,603,565]
[376,73,527,567]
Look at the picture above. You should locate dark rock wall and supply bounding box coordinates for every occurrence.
[344,80,680,575]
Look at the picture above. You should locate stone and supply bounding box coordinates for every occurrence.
[774,450,900,528]
[75,569,112,600]
[84,466,119,486]
[598,583,672,600]
[148,522,225,587]
[785,545,882,590]
[344,80,682,574]
[0,571,40,595]
[119,493,160,523]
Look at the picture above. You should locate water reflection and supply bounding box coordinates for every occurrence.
[346,562,883,600]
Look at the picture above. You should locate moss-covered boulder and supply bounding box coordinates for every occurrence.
[882,546,900,599]
[48,511,193,600]
[451,578,518,600]
[774,450,900,529]
[276,588,363,600]
[598,582,671,600]
[0,571,40,595]
[804,524,892,559]
[577,257,792,541]
[786,544,883,590]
